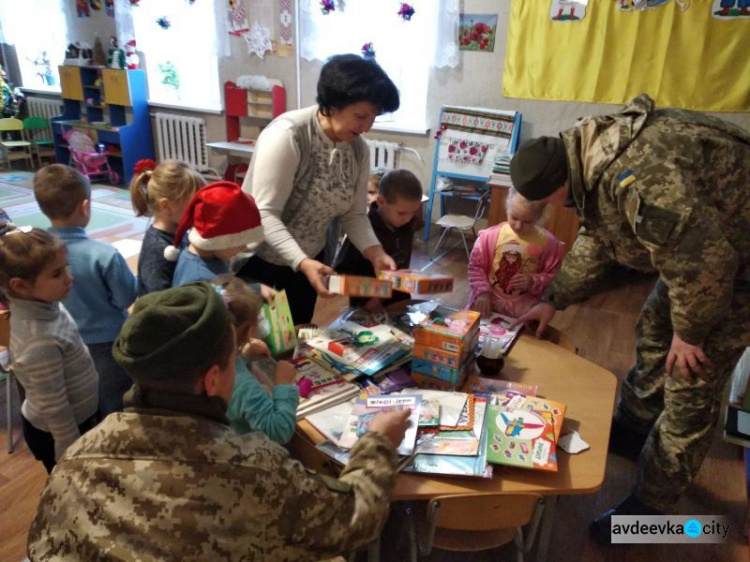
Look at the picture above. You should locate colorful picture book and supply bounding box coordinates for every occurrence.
[296,380,361,420]
[304,322,408,377]
[291,356,342,391]
[261,290,297,356]
[418,399,441,427]
[477,313,522,356]
[328,274,393,298]
[418,396,487,457]
[338,393,422,456]
[484,392,567,472]
[378,269,454,294]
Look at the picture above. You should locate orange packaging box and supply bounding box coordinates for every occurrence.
[378,269,454,295]
[410,371,468,392]
[413,330,478,368]
[414,306,481,353]
[328,274,392,298]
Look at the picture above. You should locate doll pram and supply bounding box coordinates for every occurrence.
[63,128,119,184]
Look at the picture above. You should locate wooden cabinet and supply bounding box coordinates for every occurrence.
[224,80,285,141]
[52,66,153,185]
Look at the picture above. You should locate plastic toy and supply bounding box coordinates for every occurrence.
[63,128,119,184]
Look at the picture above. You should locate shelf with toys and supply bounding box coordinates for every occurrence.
[52,65,153,185]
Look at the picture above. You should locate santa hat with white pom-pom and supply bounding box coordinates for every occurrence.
[164,181,263,261]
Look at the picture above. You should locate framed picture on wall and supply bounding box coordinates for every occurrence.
[458,14,498,52]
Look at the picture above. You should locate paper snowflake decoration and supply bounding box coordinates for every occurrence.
[156,16,171,29]
[361,42,376,59]
[321,0,335,15]
[398,3,415,21]
[244,22,273,59]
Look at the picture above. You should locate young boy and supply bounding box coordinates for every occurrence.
[33,164,137,417]
[168,181,271,302]
[334,169,423,309]
[28,282,410,560]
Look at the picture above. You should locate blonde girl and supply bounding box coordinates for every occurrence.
[0,223,98,473]
[129,159,206,296]
[212,275,299,443]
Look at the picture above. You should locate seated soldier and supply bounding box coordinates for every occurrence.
[28,281,409,561]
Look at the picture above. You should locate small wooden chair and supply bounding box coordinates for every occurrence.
[23,116,56,166]
[0,117,33,170]
[407,493,545,561]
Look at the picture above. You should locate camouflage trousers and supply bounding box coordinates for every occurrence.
[614,278,750,512]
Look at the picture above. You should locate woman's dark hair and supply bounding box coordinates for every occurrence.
[317,54,400,116]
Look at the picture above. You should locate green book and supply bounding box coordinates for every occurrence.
[261,290,297,356]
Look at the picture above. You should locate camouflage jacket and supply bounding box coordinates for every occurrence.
[28,387,399,562]
[547,94,750,344]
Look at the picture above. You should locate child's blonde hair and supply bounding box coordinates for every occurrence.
[0,223,65,297]
[506,187,550,225]
[212,274,263,342]
[129,160,206,217]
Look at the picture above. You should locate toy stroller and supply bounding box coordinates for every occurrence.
[63,128,119,184]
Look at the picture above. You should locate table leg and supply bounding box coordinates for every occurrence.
[535,494,558,562]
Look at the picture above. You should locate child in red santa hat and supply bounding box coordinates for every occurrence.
[168,181,274,301]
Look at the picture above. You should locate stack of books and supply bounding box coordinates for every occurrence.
[410,305,481,390]
[487,152,513,189]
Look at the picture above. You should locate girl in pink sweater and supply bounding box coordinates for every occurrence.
[468,188,565,318]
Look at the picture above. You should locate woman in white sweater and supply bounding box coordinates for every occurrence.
[238,54,400,323]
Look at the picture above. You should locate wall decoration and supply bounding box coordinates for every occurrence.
[244,22,273,58]
[158,61,180,92]
[551,1,589,21]
[398,3,416,21]
[278,0,294,56]
[76,0,90,17]
[712,0,750,18]
[361,42,376,59]
[504,1,750,111]
[107,37,125,69]
[157,16,171,29]
[617,0,670,11]
[30,51,55,86]
[459,14,498,52]
[125,39,139,69]
[321,1,335,15]
[229,0,249,35]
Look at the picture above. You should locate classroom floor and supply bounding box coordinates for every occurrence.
[0,172,746,561]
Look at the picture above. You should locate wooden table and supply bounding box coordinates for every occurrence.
[295,333,618,560]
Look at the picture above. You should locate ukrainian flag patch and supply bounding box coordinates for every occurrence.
[617,170,636,189]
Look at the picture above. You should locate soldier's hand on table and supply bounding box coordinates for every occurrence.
[274,360,298,385]
[511,302,556,338]
[508,273,533,292]
[666,333,711,381]
[369,409,411,449]
[299,258,335,298]
[470,293,492,318]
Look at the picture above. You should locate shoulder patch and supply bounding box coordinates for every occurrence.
[617,169,636,189]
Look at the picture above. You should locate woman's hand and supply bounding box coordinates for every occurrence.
[667,333,711,382]
[508,273,533,292]
[259,284,276,303]
[298,258,335,298]
[470,293,492,318]
[363,245,397,273]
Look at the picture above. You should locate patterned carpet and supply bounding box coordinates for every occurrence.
[0,171,148,241]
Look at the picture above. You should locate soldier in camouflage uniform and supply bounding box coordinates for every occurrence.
[509,94,750,543]
[27,281,410,561]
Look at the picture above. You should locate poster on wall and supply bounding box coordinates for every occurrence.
[550,1,589,21]
[229,0,250,35]
[277,0,294,57]
[712,0,750,18]
[617,0,670,11]
[458,14,498,52]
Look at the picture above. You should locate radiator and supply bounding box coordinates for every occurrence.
[366,139,401,171]
[26,97,63,138]
[154,112,217,175]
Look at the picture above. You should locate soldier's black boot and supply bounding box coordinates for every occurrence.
[589,494,662,546]
[608,417,649,461]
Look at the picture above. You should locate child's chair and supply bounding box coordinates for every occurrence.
[430,189,490,261]
[63,128,119,185]
[22,116,56,167]
[0,117,33,170]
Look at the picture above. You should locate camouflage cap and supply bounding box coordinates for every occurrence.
[510,136,568,201]
[113,281,229,383]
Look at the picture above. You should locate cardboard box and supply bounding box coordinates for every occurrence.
[328,274,392,298]
[413,332,478,368]
[261,290,297,357]
[412,357,471,384]
[410,371,468,391]
[378,269,454,294]
[414,306,480,353]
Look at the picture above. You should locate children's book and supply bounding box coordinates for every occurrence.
[477,313,522,355]
[296,380,361,420]
[366,367,416,394]
[484,392,567,472]
[378,269,454,294]
[328,274,393,298]
[338,393,422,456]
[418,400,440,427]
[418,396,487,456]
[305,398,356,445]
[463,376,538,396]
[291,356,343,391]
[304,322,408,377]
[261,290,297,356]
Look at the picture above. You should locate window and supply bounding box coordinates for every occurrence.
[0,0,67,93]
[130,0,224,112]
[300,0,458,133]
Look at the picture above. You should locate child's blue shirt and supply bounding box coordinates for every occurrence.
[226,356,299,443]
[172,249,230,286]
[50,227,137,344]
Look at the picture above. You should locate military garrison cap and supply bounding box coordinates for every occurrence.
[510,136,568,201]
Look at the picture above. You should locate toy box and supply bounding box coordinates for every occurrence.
[261,290,297,356]
[412,356,471,384]
[378,269,454,294]
[410,370,468,391]
[413,332,478,368]
[414,306,480,353]
[328,274,392,298]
